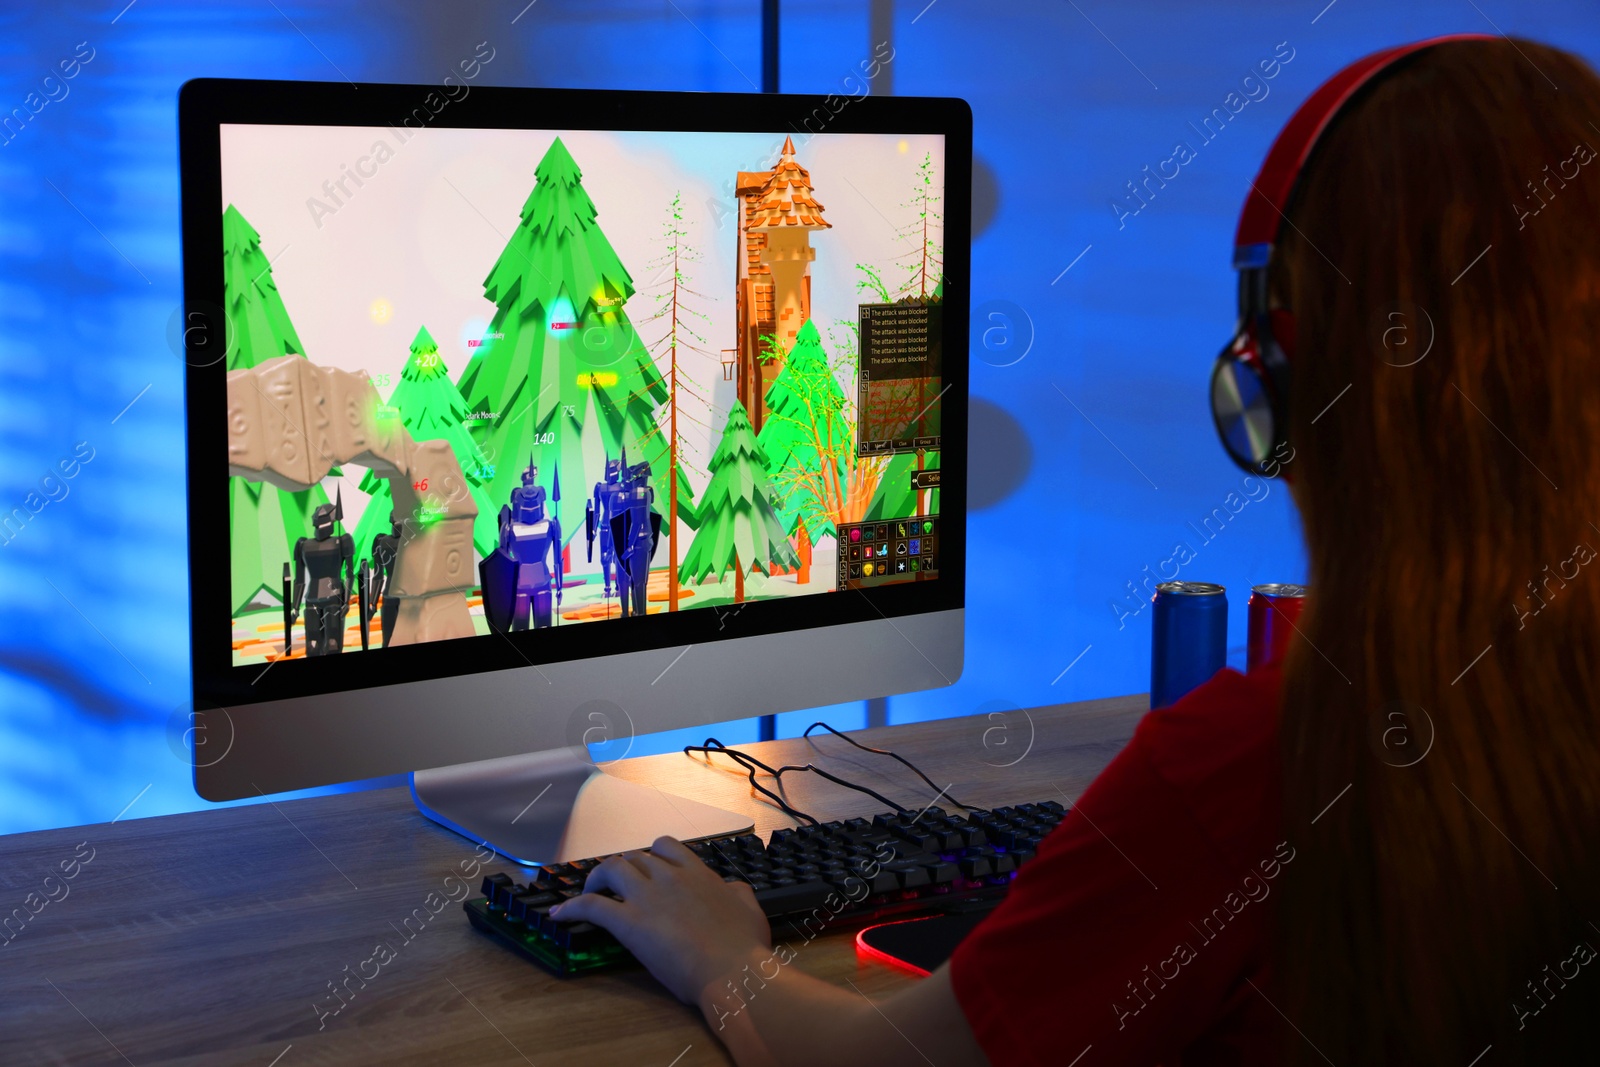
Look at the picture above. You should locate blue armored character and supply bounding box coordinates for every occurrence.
[479,460,564,632]
[585,451,628,598]
[610,458,662,619]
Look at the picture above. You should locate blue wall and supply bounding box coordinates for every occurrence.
[1,1,1592,834]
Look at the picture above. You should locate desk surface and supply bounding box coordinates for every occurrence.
[0,694,1145,1066]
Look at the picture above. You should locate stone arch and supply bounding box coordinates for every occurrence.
[226,354,478,645]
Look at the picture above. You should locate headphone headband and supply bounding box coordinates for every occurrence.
[1233,33,1494,270]
[1212,34,1495,475]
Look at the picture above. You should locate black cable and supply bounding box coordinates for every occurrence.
[684,739,819,826]
[686,719,964,827]
[774,762,908,815]
[802,721,972,811]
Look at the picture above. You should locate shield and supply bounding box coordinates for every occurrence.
[478,549,518,633]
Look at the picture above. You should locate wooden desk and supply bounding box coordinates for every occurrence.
[0,694,1145,1066]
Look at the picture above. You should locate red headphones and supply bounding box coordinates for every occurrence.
[1210,34,1493,474]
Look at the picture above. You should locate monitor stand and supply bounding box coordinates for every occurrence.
[411,745,754,866]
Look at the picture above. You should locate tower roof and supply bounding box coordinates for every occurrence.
[745,136,831,232]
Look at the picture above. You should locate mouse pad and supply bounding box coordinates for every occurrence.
[856,910,992,976]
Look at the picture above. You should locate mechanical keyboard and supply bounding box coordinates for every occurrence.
[464,800,1066,977]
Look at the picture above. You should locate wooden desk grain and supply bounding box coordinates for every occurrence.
[0,694,1145,1066]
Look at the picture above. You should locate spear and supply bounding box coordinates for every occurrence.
[282,562,294,656]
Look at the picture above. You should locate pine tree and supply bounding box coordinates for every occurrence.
[899,151,945,301]
[352,326,497,566]
[680,400,798,603]
[223,203,332,616]
[457,136,676,563]
[758,320,850,580]
[638,191,713,610]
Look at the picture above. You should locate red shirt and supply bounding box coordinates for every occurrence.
[951,665,1289,1065]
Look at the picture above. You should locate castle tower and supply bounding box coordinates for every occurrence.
[733,136,831,433]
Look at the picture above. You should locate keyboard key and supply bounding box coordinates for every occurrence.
[554,921,605,952]
[481,873,514,905]
[752,880,831,915]
[893,827,935,849]
[888,864,931,889]
[507,890,559,922]
[960,857,993,879]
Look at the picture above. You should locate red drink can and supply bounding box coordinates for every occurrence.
[1247,584,1306,671]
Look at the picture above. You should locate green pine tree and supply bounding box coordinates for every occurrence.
[899,151,944,301]
[223,203,332,616]
[758,319,848,542]
[680,400,798,602]
[352,326,498,566]
[457,136,679,561]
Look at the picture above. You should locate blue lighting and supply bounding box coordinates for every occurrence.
[3,1,1595,835]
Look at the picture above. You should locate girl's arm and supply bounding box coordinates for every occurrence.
[550,836,990,1067]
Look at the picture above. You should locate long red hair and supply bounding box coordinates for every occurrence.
[1275,38,1600,1062]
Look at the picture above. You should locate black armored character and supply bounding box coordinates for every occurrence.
[369,511,404,647]
[290,491,356,657]
[612,459,662,619]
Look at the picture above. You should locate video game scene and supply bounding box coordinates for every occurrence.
[220,125,946,664]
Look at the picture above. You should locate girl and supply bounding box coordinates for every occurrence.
[553,36,1600,1064]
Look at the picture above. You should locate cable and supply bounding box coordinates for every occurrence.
[802,721,972,811]
[684,739,819,826]
[687,736,912,821]
[687,736,914,822]
[685,719,968,827]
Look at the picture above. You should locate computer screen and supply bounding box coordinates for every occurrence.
[217,124,947,667]
[182,80,968,802]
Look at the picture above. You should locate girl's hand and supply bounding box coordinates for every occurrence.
[549,836,772,1004]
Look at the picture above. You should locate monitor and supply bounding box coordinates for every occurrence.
[179,77,970,863]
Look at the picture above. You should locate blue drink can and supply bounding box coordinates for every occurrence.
[1150,581,1228,709]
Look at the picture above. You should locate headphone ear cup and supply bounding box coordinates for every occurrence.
[1211,331,1279,473]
